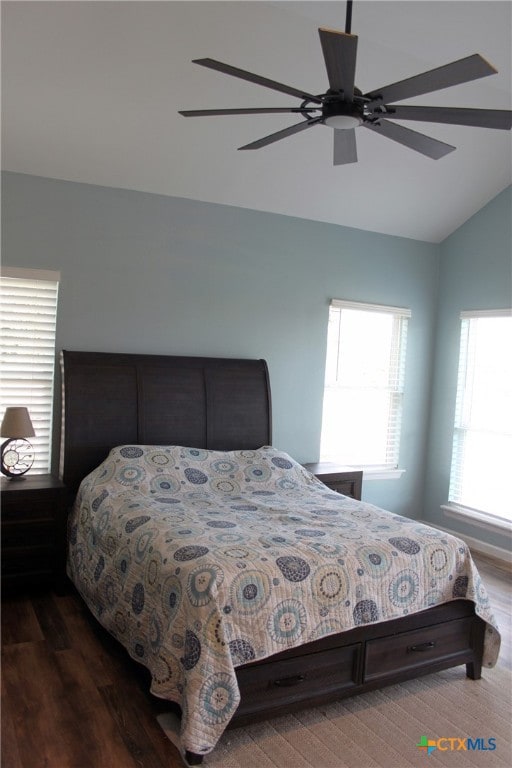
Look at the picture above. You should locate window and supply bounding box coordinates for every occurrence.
[0,267,60,474]
[320,299,410,473]
[448,309,512,521]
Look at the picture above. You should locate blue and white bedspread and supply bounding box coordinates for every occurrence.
[67,445,500,756]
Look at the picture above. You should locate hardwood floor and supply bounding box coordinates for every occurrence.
[1,552,510,768]
[471,552,512,671]
[1,589,184,768]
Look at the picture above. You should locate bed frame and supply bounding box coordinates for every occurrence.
[60,350,486,765]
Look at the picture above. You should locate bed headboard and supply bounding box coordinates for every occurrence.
[59,350,272,494]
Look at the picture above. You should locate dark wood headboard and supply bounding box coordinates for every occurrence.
[59,351,272,494]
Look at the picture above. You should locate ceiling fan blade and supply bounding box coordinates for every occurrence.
[319,28,358,101]
[192,58,323,104]
[333,128,358,164]
[376,105,512,130]
[364,119,456,159]
[238,117,323,150]
[365,54,497,107]
[179,107,320,117]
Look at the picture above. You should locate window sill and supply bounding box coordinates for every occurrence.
[441,503,512,535]
[319,460,405,481]
[322,467,405,481]
[363,468,405,481]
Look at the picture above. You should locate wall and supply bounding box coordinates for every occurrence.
[1,171,439,516]
[424,185,512,551]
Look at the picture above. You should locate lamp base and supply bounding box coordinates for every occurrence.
[1,438,35,478]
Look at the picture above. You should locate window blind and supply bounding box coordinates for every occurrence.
[449,309,512,520]
[0,270,60,474]
[320,299,410,470]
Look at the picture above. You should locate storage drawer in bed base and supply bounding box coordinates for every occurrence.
[230,602,486,727]
[235,642,361,719]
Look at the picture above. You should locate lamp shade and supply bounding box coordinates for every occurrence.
[0,407,36,438]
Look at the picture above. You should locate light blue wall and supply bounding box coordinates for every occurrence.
[424,186,512,549]
[2,171,439,517]
[4,174,509,545]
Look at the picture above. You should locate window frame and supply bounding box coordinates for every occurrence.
[1,266,60,475]
[444,307,512,527]
[320,298,411,478]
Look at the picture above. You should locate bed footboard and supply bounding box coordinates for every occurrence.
[230,600,485,727]
[179,601,485,765]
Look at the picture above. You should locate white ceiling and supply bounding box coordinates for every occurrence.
[2,0,511,242]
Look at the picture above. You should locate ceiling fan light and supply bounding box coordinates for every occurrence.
[324,114,361,130]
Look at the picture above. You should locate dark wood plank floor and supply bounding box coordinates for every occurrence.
[1,553,510,768]
[1,588,184,768]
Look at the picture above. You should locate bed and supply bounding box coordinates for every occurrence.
[60,350,500,766]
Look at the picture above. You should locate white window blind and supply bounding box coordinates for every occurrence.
[449,309,512,521]
[0,268,60,474]
[320,299,410,470]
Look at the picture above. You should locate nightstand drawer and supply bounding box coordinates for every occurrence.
[1,544,56,575]
[364,617,474,682]
[1,493,64,520]
[304,463,363,500]
[1,501,59,524]
[325,479,359,496]
[1,474,66,593]
[1,518,57,547]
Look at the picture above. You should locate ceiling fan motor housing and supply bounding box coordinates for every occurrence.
[322,93,364,129]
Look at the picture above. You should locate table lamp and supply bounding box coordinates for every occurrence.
[1,407,36,478]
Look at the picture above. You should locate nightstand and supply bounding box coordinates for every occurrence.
[304,462,363,500]
[1,474,67,593]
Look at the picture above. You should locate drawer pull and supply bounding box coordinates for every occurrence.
[408,641,436,653]
[272,674,305,687]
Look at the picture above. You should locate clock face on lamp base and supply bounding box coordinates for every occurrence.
[1,438,35,478]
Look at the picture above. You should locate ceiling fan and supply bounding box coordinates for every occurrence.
[179,0,512,164]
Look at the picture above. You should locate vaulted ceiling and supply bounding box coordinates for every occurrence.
[2,1,511,242]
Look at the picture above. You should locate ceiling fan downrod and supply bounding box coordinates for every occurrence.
[345,0,353,34]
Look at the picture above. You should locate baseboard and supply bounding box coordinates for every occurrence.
[417,519,512,567]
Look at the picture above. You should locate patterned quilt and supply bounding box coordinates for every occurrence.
[67,445,500,757]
